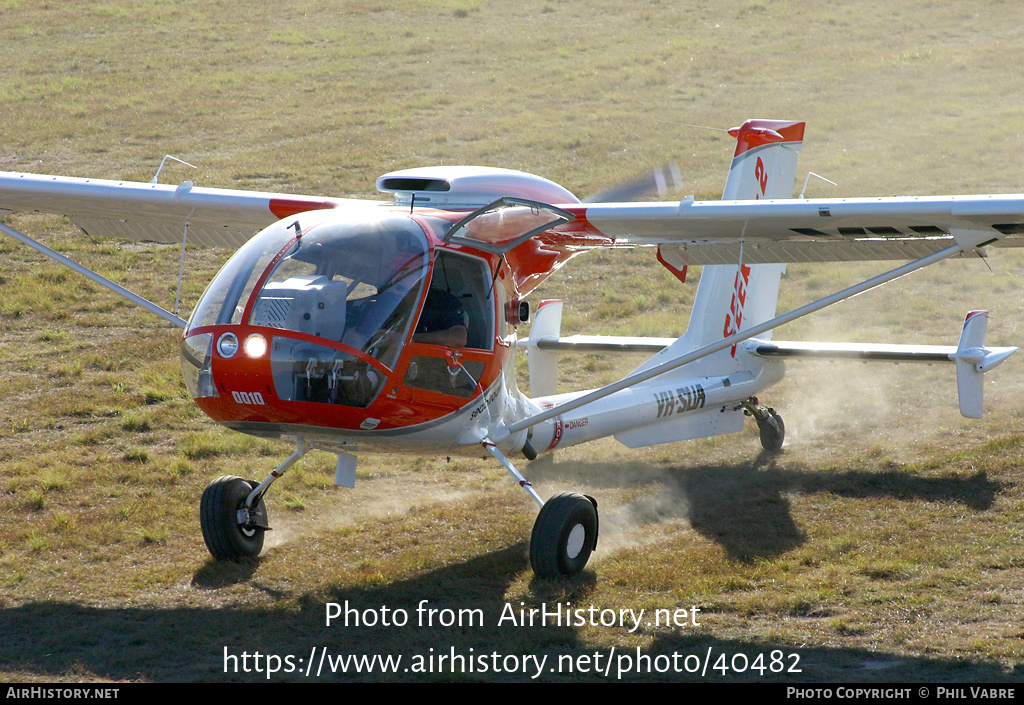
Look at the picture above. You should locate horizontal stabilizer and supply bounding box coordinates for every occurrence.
[755,311,1017,418]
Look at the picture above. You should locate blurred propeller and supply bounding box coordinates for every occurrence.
[585,162,684,203]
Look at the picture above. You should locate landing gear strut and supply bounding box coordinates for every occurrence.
[743,397,785,452]
[483,440,599,578]
[199,439,307,562]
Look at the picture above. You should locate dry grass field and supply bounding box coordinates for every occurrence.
[3,0,1024,683]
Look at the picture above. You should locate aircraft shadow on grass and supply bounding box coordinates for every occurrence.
[526,453,1006,563]
[0,453,1013,684]
[2,544,1020,683]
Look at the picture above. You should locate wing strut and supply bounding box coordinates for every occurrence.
[496,239,979,441]
[0,221,187,328]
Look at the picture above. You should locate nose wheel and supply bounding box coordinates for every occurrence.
[200,475,269,561]
[199,441,305,562]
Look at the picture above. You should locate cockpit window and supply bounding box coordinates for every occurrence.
[184,210,434,409]
[249,214,430,370]
[413,251,494,350]
[188,210,431,373]
[187,223,294,330]
[402,251,495,399]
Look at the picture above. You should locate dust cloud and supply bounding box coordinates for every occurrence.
[263,475,476,550]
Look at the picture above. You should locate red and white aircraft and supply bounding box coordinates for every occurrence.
[1,119,1020,577]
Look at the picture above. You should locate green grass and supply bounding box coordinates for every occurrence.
[3,0,1024,684]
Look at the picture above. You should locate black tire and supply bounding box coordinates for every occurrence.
[759,410,785,452]
[200,475,267,561]
[530,492,598,578]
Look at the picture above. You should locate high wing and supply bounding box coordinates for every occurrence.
[0,171,365,326]
[0,171,352,248]
[572,194,1024,265]
[6,170,1024,265]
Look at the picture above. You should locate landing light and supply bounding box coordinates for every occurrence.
[244,333,268,359]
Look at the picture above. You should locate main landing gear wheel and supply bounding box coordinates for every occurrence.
[200,475,269,561]
[758,410,785,453]
[530,492,599,578]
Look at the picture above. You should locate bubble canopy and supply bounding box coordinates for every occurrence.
[182,210,432,407]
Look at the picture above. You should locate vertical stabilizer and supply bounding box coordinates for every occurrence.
[721,119,805,200]
[952,310,1017,418]
[646,120,805,375]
